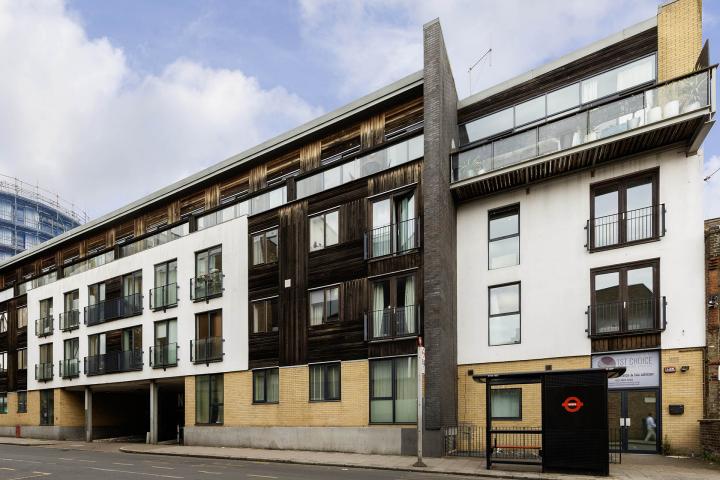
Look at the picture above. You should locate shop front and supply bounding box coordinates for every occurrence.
[592,350,660,454]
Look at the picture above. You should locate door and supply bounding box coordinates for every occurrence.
[609,390,659,453]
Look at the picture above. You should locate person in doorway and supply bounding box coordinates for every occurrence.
[644,413,657,442]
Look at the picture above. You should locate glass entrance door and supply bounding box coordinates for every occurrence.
[608,389,659,453]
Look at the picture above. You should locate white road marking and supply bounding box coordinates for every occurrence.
[0,467,16,470]
[151,466,174,470]
[247,475,278,479]
[7,473,51,480]
[197,471,222,475]
[89,467,183,478]
[113,462,135,466]
[0,458,42,464]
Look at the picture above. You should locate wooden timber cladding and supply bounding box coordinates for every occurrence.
[248,159,424,368]
[592,333,661,353]
[0,94,422,290]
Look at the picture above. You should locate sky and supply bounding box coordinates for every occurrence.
[0,0,719,220]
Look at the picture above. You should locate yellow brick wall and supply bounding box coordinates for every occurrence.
[657,0,703,81]
[0,391,39,427]
[186,360,372,427]
[54,389,84,427]
[457,356,590,429]
[661,348,704,454]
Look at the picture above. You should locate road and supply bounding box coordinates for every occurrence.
[0,444,476,480]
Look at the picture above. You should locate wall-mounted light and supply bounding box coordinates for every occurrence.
[680,365,690,373]
[709,295,719,309]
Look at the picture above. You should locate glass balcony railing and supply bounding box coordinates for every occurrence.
[84,293,143,326]
[35,316,53,337]
[296,135,424,199]
[85,349,143,376]
[120,223,189,258]
[191,271,224,302]
[60,358,80,379]
[63,251,115,278]
[59,310,80,332]
[191,337,224,364]
[150,343,179,369]
[150,283,179,310]
[452,70,711,183]
[35,363,53,382]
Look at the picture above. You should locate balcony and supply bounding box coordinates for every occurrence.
[586,296,666,338]
[59,310,80,332]
[150,283,178,311]
[85,349,143,376]
[366,218,421,259]
[452,69,715,201]
[84,293,143,326]
[368,305,421,340]
[190,337,224,364]
[59,358,80,379]
[190,272,224,302]
[150,343,179,369]
[35,316,53,337]
[586,204,665,251]
[35,363,53,382]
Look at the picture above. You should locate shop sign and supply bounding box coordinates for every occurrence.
[592,351,660,389]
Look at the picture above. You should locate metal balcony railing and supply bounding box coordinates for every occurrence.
[586,296,667,337]
[85,349,143,376]
[190,272,224,302]
[586,204,665,251]
[366,217,421,259]
[150,283,179,311]
[59,358,80,379]
[150,343,179,369]
[190,337,224,364]
[84,293,143,326]
[368,305,421,340]
[35,362,53,382]
[35,316,53,337]
[59,310,80,332]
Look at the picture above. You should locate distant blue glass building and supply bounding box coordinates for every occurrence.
[0,176,87,261]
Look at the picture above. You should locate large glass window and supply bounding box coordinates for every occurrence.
[154,319,178,366]
[0,393,6,414]
[0,352,6,373]
[153,260,178,309]
[309,286,340,326]
[581,55,655,103]
[309,362,341,402]
[309,210,339,252]
[461,108,514,144]
[488,205,519,269]
[194,247,223,299]
[370,191,417,258]
[195,374,223,424]
[253,368,279,404]
[370,274,417,339]
[0,311,6,333]
[591,171,658,249]
[17,391,26,413]
[370,356,417,424]
[251,229,278,266]
[489,283,521,346]
[194,310,222,363]
[515,96,546,126]
[547,83,581,116]
[40,390,53,425]
[251,297,278,334]
[491,388,522,420]
[591,261,658,335]
[17,306,27,329]
[17,349,26,370]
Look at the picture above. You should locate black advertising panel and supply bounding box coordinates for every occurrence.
[543,371,609,476]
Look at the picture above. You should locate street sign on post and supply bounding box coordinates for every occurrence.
[414,338,426,467]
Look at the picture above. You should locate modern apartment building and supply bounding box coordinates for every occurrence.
[0,0,712,457]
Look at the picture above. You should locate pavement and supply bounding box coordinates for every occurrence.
[0,437,718,479]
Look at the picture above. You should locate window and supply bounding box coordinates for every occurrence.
[461,108,514,144]
[489,283,521,346]
[491,388,522,420]
[38,298,53,336]
[62,290,80,331]
[194,310,223,363]
[591,260,659,335]
[195,374,223,424]
[17,391,26,413]
[370,191,417,258]
[547,83,581,116]
[488,205,519,269]
[515,96,546,126]
[194,247,223,299]
[0,352,6,373]
[370,274,417,339]
[0,311,6,333]
[64,290,79,313]
[88,282,106,307]
[17,306,27,329]
[251,297,278,334]
[154,319,178,366]
[122,270,143,299]
[370,356,417,424]
[309,286,340,326]
[251,229,278,266]
[310,210,339,252]
[590,170,659,250]
[153,260,178,309]
[0,393,6,414]
[309,363,341,402]
[39,343,53,367]
[17,349,26,370]
[40,389,53,426]
[581,55,655,103]
[62,338,79,378]
[253,368,279,404]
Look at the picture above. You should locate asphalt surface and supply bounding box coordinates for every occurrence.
[0,444,477,480]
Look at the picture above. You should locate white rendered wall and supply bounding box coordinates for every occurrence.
[456,149,705,365]
[25,215,249,390]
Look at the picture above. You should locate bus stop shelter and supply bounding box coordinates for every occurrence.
[473,367,625,477]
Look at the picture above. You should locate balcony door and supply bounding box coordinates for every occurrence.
[591,260,659,336]
[370,190,416,257]
[154,260,177,307]
[370,274,417,339]
[155,319,177,365]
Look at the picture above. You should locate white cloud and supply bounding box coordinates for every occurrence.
[0,0,321,218]
[299,0,659,100]
[704,155,720,219]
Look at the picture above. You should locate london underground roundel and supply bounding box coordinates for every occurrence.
[562,396,584,413]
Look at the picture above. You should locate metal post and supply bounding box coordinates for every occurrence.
[149,380,158,444]
[84,386,92,442]
[414,339,426,467]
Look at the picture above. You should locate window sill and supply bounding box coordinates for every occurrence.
[588,236,660,253]
[368,335,419,343]
[252,401,279,405]
[309,399,341,403]
[191,294,222,304]
[367,247,420,262]
[369,422,417,426]
[151,303,178,312]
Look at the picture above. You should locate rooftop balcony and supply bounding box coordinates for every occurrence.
[451,68,715,201]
